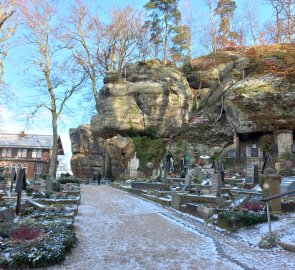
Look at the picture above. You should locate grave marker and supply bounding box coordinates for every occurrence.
[245,164,259,185]
[15,168,27,215]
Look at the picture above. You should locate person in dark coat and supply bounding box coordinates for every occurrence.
[93,173,97,183]
[97,172,101,185]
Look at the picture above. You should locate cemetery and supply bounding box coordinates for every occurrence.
[0,171,80,269]
[109,150,295,249]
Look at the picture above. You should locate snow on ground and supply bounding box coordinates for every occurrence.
[47,185,294,270]
[234,213,295,245]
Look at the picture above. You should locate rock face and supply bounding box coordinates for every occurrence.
[70,126,136,179]
[104,136,135,165]
[70,125,105,179]
[187,44,295,134]
[91,61,194,138]
[70,44,295,178]
[224,75,295,133]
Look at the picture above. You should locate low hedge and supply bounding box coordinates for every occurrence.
[219,210,279,227]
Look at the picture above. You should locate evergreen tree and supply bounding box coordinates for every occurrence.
[144,0,181,63]
[214,0,237,48]
[171,25,191,65]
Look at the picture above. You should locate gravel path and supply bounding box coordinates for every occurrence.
[47,184,295,270]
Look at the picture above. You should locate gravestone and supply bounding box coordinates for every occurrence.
[128,153,139,178]
[0,207,15,224]
[211,173,222,197]
[259,153,282,213]
[245,164,259,185]
[195,166,202,179]
[184,173,191,187]
[281,177,295,193]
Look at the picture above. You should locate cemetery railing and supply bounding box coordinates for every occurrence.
[261,189,295,236]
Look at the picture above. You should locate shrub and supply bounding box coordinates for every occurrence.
[52,182,61,192]
[146,126,158,139]
[219,210,278,228]
[58,177,79,184]
[132,136,166,169]
[259,134,274,153]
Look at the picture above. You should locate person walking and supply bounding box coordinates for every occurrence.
[97,172,102,185]
[93,173,97,183]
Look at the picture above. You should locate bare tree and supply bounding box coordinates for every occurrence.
[206,0,218,53]
[105,6,149,76]
[64,2,148,110]
[20,0,85,190]
[62,0,101,108]
[0,0,17,81]
[180,0,195,64]
[281,0,295,42]
[267,0,285,43]
[243,0,261,45]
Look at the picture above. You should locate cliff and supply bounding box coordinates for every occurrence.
[70,44,295,179]
[91,60,194,138]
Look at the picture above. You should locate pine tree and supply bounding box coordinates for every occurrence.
[144,0,181,64]
[171,25,191,65]
[214,0,237,48]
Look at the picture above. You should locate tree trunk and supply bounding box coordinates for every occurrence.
[48,112,58,192]
[164,16,168,64]
[91,74,99,109]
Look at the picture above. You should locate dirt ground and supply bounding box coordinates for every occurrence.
[46,184,295,270]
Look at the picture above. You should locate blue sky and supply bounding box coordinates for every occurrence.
[0,0,270,171]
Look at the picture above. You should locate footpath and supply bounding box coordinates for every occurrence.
[48,184,295,270]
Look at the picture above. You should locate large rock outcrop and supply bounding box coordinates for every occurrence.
[91,61,194,138]
[70,125,105,179]
[70,44,295,178]
[224,75,295,133]
[187,44,295,134]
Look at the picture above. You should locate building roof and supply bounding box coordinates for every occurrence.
[0,133,63,154]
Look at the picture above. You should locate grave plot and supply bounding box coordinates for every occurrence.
[0,175,80,269]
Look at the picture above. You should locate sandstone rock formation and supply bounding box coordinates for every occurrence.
[91,61,194,138]
[70,44,295,178]
[70,125,105,179]
[104,135,135,165]
[224,75,295,133]
[187,44,295,135]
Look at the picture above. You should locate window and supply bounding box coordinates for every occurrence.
[17,149,27,158]
[2,148,7,157]
[2,148,12,157]
[11,164,17,172]
[32,149,37,158]
[36,163,42,174]
[37,149,42,158]
[22,149,27,157]
[22,163,28,173]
